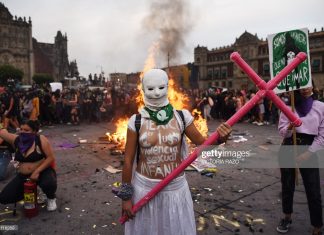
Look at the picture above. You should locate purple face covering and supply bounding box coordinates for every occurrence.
[295,96,314,117]
[18,133,36,154]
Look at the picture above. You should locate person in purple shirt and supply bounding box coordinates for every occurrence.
[277,86,324,235]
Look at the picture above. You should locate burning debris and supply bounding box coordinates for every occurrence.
[105,117,128,155]
[191,109,208,138]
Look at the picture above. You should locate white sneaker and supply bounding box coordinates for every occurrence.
[47,198,57,211]
[257,122,264,126]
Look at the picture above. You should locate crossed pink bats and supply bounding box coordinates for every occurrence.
[120,51,306,224]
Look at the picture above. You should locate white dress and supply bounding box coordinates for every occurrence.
[125,172,196,235]
[125,109,196,235]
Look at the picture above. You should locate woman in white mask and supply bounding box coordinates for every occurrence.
[120,69,232,235]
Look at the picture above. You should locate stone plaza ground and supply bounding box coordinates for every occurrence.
[0,120,323,235]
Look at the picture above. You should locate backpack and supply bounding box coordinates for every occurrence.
[134,110,186,163]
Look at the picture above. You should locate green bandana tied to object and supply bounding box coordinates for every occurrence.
[144,104,174,125]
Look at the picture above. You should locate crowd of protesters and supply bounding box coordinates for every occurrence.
[1,81,323,131]
[186,87,324,126]
[187,88,281,126]
[0,84,117,130]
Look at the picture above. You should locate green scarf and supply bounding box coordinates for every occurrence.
[144,104,174,125]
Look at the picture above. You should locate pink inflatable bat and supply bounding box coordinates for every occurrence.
[119,52,306,224]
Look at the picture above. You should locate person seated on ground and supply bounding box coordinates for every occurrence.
[0,120,57,211]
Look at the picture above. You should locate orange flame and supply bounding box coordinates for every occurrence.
[191,109,208,138]
[106,117,129,147]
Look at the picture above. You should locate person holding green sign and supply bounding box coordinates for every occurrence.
[277,86,324,235]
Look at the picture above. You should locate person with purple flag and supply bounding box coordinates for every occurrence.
[277,86,324,235]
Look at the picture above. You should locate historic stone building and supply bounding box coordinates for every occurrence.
[194,29,324,91]
[0,2,33,84]
[33,31,70,82]
[0,2,72,84]
[110,72,127,90]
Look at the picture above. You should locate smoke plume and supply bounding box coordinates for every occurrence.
[142,0,193,66]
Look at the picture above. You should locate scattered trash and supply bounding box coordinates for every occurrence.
[233,189,243,193]
[201,172,214,178]
[233,136,248,143]
[203,187,212,192]
[266,138,274,144]
[98,136,109,141]
[93,224,96,229]
[202,168,218,174]
[191,156,217,172]
[111,150,124,155]
[232,131,248,136]
[73,134,77,137]
[112,222,117,226]
[197,216,206,231]
[65,207,71,211]
[185,166,196,171]
[104,165,122,174]
[57,142,79,149]
[79,139,87,144]
[258,145,269,151]
[102,225,108,228]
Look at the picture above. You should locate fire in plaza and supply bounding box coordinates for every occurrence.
[106,44,208,148]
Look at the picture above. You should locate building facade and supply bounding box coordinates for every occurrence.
[110,72,127,90]
[33,31,70,82]
[194,29,324,91]
[0,3,71,84]
[0,2,33,84]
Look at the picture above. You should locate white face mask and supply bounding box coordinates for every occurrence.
[142,69,169,109]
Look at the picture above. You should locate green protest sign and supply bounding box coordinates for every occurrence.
[268,28,312,94]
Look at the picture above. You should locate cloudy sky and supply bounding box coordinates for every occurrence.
[2,0,323,78]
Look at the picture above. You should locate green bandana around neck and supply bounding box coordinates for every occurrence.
[144,104,174,125]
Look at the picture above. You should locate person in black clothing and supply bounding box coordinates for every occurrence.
[83,88,92,123]
[0,86,19,129]
[0,120,57,211]
[40,89,54,126]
